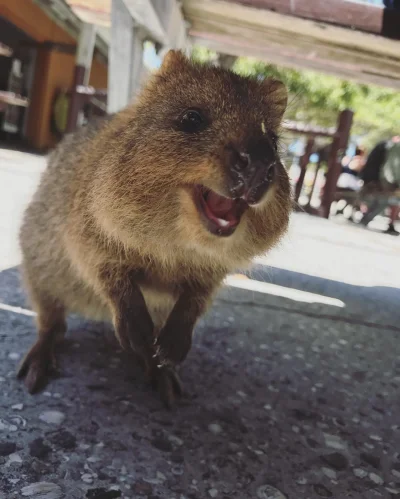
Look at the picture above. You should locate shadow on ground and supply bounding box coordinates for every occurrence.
[1,266,400,499]
[246,263,400,327]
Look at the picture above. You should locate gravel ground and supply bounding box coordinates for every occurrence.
[0,148,400,499]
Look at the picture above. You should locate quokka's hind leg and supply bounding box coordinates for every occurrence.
[18,289,67,394]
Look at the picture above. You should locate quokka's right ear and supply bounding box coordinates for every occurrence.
[159,50,189,73]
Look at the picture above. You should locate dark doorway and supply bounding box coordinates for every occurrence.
[0,16,36,147]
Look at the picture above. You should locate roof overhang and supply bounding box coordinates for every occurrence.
[183,0,400,89]
[33,0,109,59]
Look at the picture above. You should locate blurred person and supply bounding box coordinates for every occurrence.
[335,146,367,216]
[337,145,367,191]
[360,135,400,235]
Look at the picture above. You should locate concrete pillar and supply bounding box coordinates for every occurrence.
[66,22,96,133]
[108,0,144,114]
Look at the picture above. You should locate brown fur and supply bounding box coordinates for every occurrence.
[18,51,292,406]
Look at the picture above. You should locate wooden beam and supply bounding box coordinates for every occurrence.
[190,33,400,89]
[33,0,108,58]
[283,121,336,138]
[224,0,400,39]
[184,0,400,89]
[122,0,168,45]
[0,91,29,107]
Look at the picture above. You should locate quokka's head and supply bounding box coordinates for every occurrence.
[92,50,292,262]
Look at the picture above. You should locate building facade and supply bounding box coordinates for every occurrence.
[0,0,108,150]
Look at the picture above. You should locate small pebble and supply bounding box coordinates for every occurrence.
[0,376,5,382]
[369,473,384,485]
[369,435,382,442]
[21,482,62,498]
[392,469,400,479]
[208,489,218,498]
[7,452,22,465]
[0,420,18,432]
[386,487,400,495]
[353,468,368,478]
[171,465,184,476]
[81,473,94,484]
[8,352,20,360]
[11,403,24,411]
[296,478,308,485]
[256,485,287,499]
[168,435,184,446]
[39,411,65,425]
[322,467,337,480]
[208,423,222,435]
[323,433,347,451]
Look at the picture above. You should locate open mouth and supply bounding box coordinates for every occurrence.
[192,185,248,237]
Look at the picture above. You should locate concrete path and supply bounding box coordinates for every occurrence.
[0,149,399,499]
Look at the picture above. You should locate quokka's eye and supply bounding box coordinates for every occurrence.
[178,109,207,133]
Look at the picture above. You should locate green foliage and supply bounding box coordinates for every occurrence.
[191,47,400,148]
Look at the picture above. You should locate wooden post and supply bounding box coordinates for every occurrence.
[320,109,354,218]
[294,137,315,203]
[305,152,323,210]
[66,22,96,133]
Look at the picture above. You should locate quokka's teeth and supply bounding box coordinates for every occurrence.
[216,218,230,227]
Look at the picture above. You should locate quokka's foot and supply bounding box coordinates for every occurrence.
[17,341,58,394]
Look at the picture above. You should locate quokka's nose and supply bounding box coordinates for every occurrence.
[227,145,277,204]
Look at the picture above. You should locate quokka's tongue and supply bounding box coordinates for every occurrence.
[204,190,246,225]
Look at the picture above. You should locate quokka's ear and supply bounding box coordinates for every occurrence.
[159,50,189,73]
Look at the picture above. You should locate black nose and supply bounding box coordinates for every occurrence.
[227,144,277,204]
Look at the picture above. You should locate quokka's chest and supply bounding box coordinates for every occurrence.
[139,284,177,332]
